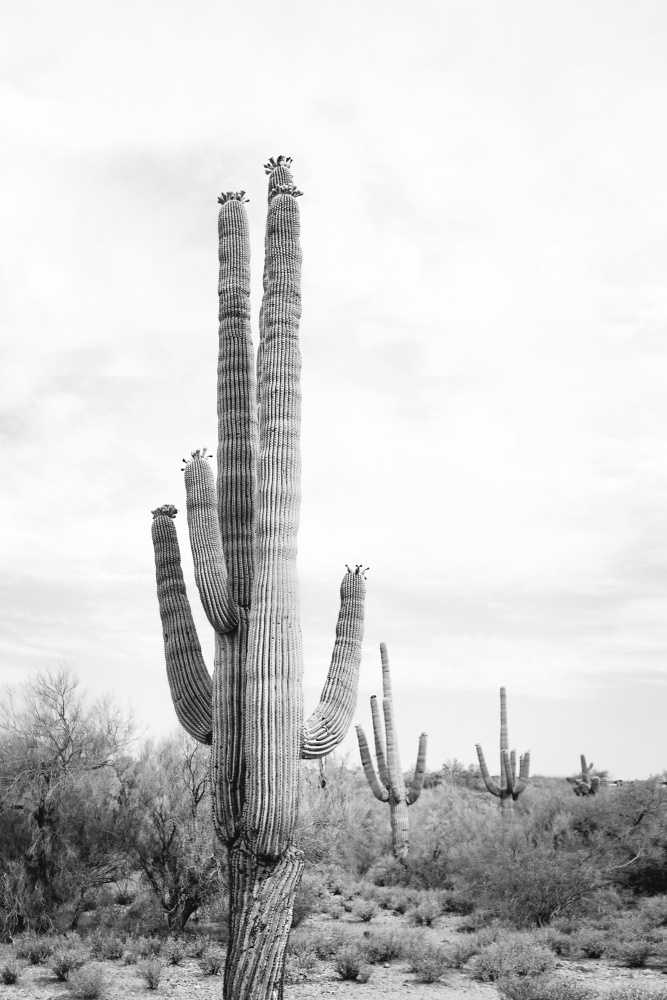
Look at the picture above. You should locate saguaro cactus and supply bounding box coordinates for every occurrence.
[476,687,530,815]
[150,157,366,1000]
[356,643,427,859]
[569,755,601,796]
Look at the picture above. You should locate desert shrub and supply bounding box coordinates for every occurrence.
[67,963,108,999]
[1,959,21,984]
[613,937,653,967]
[444,937,481,969]
[90,934,125,961]
[639,896,667,928]
[469,937,556,982]
[439,889,475,915]
[309,926,349,961]
[334,945,371,982]
[408,896,441,927]
[370,886,394,909]
[536,927,574,957]
[138,960,163,990]
[185,933,210,957]
[199,948,225,975]
[14,932,54,964]
[329,902,344,920]
[122,947,139,965]
[456,910,496,933]
[164,938,186,965]
[497,975,595,1000]
[574,926,607,958]
[607,987,667,1000]
[291,871,326,929]
[363,928,404,963]
[406,940,451,983]
[284,932,318,984]
[137,936,163,959]
[389,888,414,914]
[51,945,88,981]
[352,898,377,922]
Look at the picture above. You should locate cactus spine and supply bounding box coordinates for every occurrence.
[476,686,530,815]
[151,159,367,1000]
[570,755,601,795]
[356,643,427,859]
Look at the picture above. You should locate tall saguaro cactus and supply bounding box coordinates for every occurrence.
[150,157,366,1000]
[356,643,427,859]
[476,687,530,815]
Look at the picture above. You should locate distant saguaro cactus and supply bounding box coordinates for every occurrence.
[150,157,367,1000]
[356,643,427,859]
[569,755,601,796]
[476,686,530,815]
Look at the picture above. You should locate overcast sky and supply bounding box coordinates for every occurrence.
[2,2,667,780]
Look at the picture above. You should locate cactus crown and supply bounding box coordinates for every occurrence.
[217,191,249,205]
[346,564,369,578]
[151,504,178,519]
[264,155,293,174]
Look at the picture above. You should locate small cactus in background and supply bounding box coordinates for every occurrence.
[476,686,530,815]
[568,754,602,795]
[150,157,367,999]
[356,643,427,859]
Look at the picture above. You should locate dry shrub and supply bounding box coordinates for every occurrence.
[67,963,108,1000]
[469,937,556,982]
[408,896,441,927]
[363,928,404,963]
[352,898,378,922]
[497,974,595,1000]
[334,945,371,982]
[1,959,21,984]
[51,945,88,981]
[199,948,225,975]
[406,941,451,983]
[138,960,163,990]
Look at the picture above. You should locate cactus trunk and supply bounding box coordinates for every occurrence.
[151,159,366,999]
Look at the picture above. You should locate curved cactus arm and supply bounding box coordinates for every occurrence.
[406,733,428,805]
[151,507,212,744]
[370,694,390,789]
[301,566,367,759]
[356,725,389,802]
[476,743,500,796]
[216,191,258,609]
[510,749,517,785]
[183,451,238,634]
[380,642,393,702]
[519,751,530,782]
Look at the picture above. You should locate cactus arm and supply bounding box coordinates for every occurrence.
[510,749,517,786]
[183,451,238,634]
[501,749,514,792]
[476,743,500,796]
[380,642,393,702]
[499,685,508,789]
[151,507,212,744]
[519,751,530,782]
[370,694,390,789]
[301,566,367,758]
[245,158,304,857]
[356,725,389,802]
[406,732,428,805]
[383,695,406,801]
[216,191,257,609]
[581,754,588,777]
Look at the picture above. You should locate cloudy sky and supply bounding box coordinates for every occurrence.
[2,2,667,779]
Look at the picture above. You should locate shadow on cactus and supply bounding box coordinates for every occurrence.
[356,643,427,859]
[150,156,367,1000]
